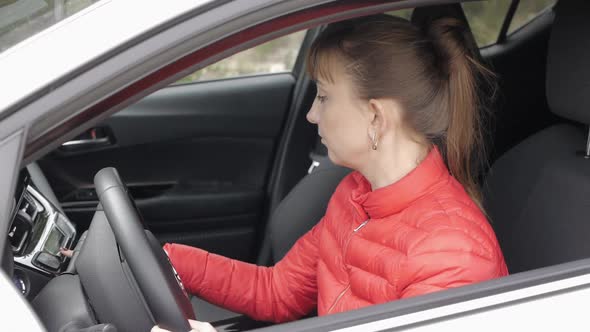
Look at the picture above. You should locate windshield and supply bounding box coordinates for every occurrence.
[0,0,102,54]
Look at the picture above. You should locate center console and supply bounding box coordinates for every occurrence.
[8,171,76,296]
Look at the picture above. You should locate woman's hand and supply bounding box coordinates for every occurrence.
[151,320,217,332]
[59,247,74,257]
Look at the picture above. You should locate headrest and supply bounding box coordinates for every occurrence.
[547,0,590,125]
[411,3,482,62]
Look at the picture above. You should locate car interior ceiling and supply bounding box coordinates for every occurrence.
[8,0,590,331]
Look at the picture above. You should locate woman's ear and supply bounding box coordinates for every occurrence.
[369,98,405,131]
[366,99,386,150]
[367,98,388,134]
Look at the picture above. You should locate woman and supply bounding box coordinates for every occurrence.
[154,14,508,331]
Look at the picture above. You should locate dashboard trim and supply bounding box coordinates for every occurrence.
[13,185,76,275]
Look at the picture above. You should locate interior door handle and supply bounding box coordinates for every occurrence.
[60,127,113,151]
[61,136,110,148]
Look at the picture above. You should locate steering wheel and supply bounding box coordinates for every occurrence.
[94,167,194,331]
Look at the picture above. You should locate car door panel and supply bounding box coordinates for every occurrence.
[38,74,296,262]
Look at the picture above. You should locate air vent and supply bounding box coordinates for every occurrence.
[9,192,41,256]
[20,192,41,221]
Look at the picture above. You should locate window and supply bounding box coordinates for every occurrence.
[176,30,307,84]
[0,0,102,54]
[508,0,556,34]
[462,0,512,47]
[387,8,414,20]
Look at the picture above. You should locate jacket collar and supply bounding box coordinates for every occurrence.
[350,146,450,219]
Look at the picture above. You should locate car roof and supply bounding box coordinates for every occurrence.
[0,0,214,116]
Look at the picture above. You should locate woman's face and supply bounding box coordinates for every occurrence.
[306,59,373,169]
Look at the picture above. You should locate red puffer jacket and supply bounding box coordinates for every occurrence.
[164,147,508,323]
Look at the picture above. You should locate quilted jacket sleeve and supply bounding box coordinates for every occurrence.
[399,226,508,299]
[163,221,323,323]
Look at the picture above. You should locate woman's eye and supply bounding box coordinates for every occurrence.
[316,95,328,103]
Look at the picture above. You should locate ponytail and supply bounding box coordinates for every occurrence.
[428,18,496,209]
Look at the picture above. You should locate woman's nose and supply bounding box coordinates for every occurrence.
[306,103,318,124]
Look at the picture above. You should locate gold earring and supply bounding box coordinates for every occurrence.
[371,132,378,151]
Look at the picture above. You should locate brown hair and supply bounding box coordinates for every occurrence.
[306,14,496,208]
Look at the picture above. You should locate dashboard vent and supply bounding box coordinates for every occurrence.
[20,192,41,221]
[9,192,41,256]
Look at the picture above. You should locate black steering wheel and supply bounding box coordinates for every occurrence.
[94,167,194,331]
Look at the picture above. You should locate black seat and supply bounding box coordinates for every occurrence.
[194,4,482,324]
[484,0,590,274]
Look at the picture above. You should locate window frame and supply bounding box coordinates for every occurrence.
[172,29,311,85]
[496,0,557,45]
[496,0,521,44]
[463,0,557,49]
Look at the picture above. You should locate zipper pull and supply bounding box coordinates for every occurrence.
[353,219,369,232]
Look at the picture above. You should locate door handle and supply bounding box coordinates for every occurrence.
[60,127,113,151]
[61,136,110,148]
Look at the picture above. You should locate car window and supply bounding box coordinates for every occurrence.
[387,8,413,19]
[0,0,102,54]
[176,30,307,84]
[508,0,557,34]
[175,7,412,85]
[462,0,512,47]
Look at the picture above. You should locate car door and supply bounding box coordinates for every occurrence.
[36,30,310,262]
